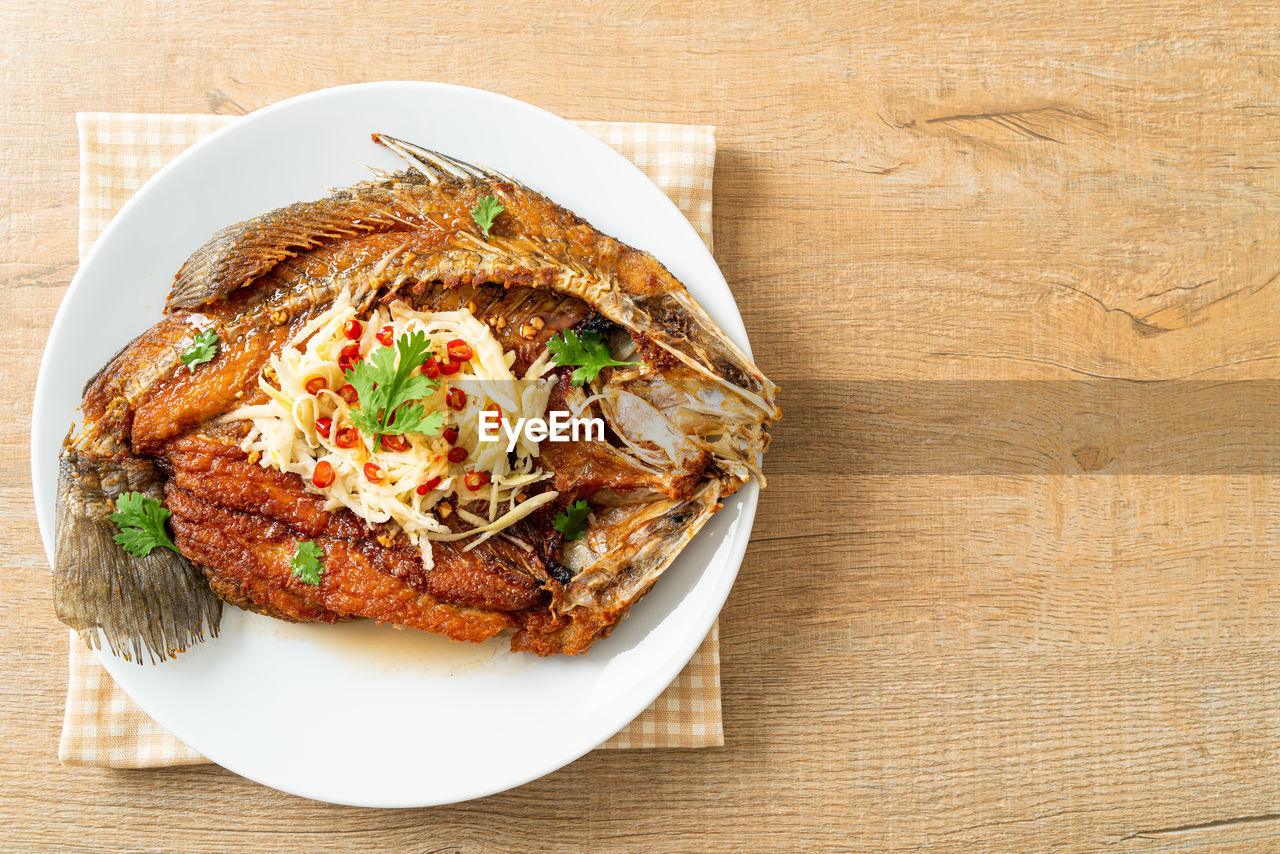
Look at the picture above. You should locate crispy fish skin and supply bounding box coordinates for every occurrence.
[162,433,548,624]
[164,482,529,642]
[54,136,778,661]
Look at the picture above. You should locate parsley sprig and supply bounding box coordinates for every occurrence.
[547,329,642,387]
[110,492,180,557]
[553,499,591,541]
[471,195,504,237]
[290,541,325,585]
[180,329,219,370]
[343,329,444,452]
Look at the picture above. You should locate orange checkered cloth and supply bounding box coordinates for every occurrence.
[59,113,724,767]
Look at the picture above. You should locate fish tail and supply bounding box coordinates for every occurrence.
[53,446,221,663]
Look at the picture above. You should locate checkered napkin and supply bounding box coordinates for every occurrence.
[59,113,724,767]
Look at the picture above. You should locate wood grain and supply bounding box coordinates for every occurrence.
[4,0,1280,850]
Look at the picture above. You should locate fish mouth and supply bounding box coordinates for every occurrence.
[53,135,779,662]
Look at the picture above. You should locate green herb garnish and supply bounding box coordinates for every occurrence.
[471,195,505,237]
[290,541,325,585]
[180,329,219,370]
[546,329,642,387]
[343,329,444,452]
[553,499,592,541]
[110,492,179,557]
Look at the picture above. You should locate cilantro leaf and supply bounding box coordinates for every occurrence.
[109,492,179,557]
[343,329,440,451]
[546,329,642,387]
[553,499,592,541]
[290,541,325,585]
[383,403,445,439]
[180,329,219,370]
[471,195,504,237]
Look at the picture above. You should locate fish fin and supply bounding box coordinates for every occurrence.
[524,480,723,655]
[53,447,221,663]
[585,480,723,609]
[639,289,781,421]
[370,133,499,184]
[591,481,727,606]
[167,195,405,311]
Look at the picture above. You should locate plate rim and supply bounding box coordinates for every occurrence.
[31,81,759,807]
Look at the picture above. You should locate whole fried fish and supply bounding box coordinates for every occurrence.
[54,135,778,661]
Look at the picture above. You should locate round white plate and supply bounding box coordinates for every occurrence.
[31,82,758,807]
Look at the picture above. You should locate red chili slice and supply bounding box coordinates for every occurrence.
[415,476,442,495]
[464,470,490,491]
[363,462,384,483]
[446,338,473,362]
[380,433,409,452]
[447,446,468,463]
[338,384,359,405]
[439,358,461,376]
[335,426,359,449]
[442,427,459,445]
[342,319,363,340]
[420,356,441,379]
[376,325,395,346]
[305,376,328,395]
[338,343,362,374]
[446,388,466,411]
[312,460,335,488]
[315,417,333,439]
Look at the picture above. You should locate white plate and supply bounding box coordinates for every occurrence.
[31,82,758,807]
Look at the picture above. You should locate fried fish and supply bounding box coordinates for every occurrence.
[53,135,779,661]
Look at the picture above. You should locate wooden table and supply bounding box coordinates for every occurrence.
[4,1,1280,850]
